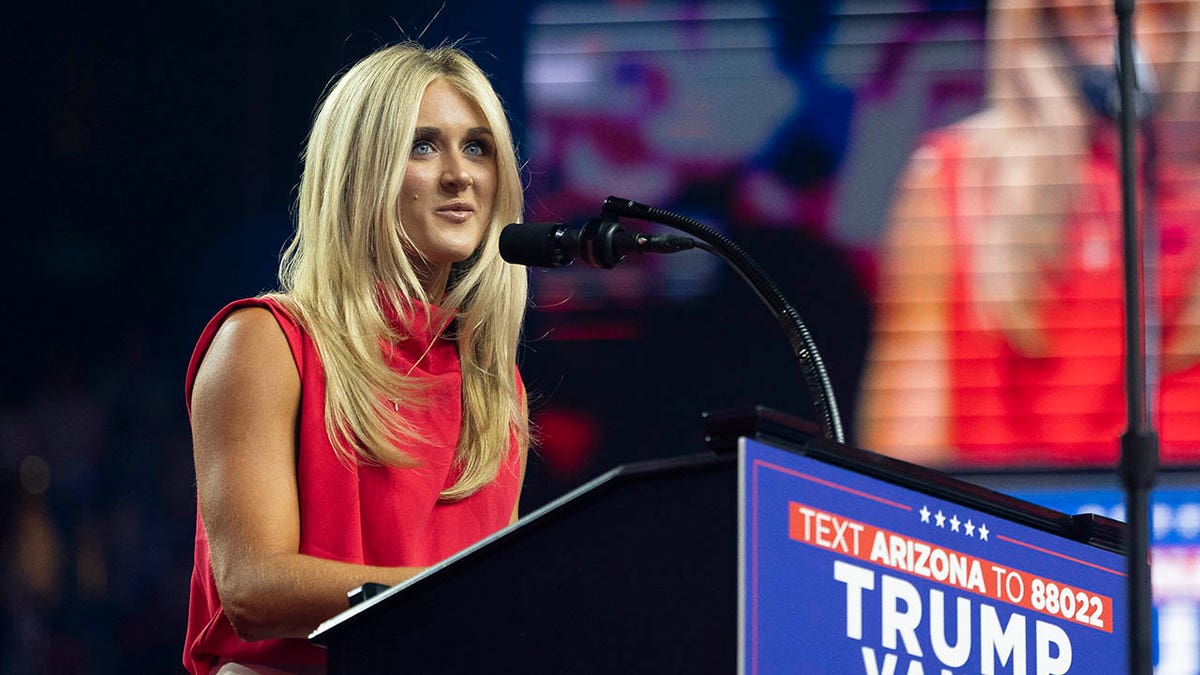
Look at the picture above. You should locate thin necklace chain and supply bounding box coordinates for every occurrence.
[390,321,450,412]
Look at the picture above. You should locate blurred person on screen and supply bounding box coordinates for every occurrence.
[183,42,530,674]
[859,0,1200,466]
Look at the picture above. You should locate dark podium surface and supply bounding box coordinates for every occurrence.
[309,407,1127,674]
[313,452,738,673]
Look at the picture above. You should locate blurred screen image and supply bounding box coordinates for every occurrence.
[518,0,1200,473]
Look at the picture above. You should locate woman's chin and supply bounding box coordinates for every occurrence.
[415,241,480,266]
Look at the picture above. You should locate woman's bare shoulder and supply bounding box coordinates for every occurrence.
[193,306,299,409]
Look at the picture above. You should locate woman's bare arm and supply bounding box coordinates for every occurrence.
[191,307,425,641]
[857,148,955,465]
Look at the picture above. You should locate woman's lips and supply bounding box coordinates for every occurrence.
[436,205,474,223]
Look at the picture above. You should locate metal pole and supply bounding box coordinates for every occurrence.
[1113,1,1158,672]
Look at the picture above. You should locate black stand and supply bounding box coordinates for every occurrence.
[1114,1,1158,673]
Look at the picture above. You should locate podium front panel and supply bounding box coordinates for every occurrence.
[740,438,1129,674]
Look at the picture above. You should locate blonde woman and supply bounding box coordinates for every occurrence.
[860,0,1200,466]
[183,42,529,674]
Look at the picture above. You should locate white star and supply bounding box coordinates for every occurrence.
[919,506,931,523]
[950,515,961,532]
[964,519,976,537]
[935,510,946,528]
[979,523,990,541]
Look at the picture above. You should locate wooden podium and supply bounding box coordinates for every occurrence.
[310,408,1130,674]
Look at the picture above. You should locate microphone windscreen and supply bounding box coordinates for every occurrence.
[499,222,567,267]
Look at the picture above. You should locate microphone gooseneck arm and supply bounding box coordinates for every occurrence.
[602,196,846,444]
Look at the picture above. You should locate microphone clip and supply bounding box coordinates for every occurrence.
[577,214,628,269]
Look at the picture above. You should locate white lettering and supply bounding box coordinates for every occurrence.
[798,506,816,540]
[1034,620,1072,675]
[882,575,924,657]
[930,548,949,581]
[816,512,835,548]
[980,603,1026,675]
[966,562,986,593]
[913,542,932,577]
[862,647,898,675]
[830,514,849,552]
[891,536,908,571]
[837,562,1075,675]
[929,589,972,668]
[947,554,967,587]
[991,565,1007,600]
[871,531,890,565]
[802,510,867,554]
[1005,571,1025,604]
[834,560,875,640]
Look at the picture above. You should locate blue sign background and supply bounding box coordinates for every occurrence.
[998,483,1200,672]
[740,439,1129,674]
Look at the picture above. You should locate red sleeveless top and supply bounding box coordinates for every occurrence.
[929,130,1200,465]
[182,298,522,673]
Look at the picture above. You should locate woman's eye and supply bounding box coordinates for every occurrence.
[464,141,489,157]
[412,140,435,156]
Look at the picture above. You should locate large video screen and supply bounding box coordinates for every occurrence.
[517,0,1200,474]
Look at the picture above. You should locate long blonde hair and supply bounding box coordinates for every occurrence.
[270,42,528,500]
[955,0,1200,355]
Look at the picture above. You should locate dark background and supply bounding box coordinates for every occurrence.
[6,4,533,670]
[3,1,978,671]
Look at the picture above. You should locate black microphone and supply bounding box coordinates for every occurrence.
[499,217,697,269]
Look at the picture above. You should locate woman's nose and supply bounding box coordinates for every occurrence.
[440,155,473,192]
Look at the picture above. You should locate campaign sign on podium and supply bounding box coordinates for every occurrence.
[740,438,1128,674]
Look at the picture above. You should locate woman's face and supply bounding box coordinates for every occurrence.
[1048,0,1190,73]
[399,79,497,270]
